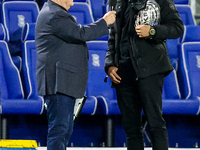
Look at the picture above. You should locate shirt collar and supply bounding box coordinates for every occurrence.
[48,0,69,12]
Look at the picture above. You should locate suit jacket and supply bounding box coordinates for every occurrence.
[35,0,109,98]
[105,0,184,78]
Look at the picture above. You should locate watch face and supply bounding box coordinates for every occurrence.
[150,28,156,35]
[135,0,160,26]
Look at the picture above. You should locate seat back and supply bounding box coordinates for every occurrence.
[87,0,105,21]
[173,0,189,4]
[176,5,196,25]
[163,69,181,99]
[178,26,200,99]
[87,41,115,99]
[166,38,179,59]
[2,1,39,41]
[68,2,94,25]
[178,42,200,99]
[21,23,35,42]
[0,41,24,99]
[0,23,24,99]
[21,40,39,99]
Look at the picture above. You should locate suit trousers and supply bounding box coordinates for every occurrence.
[115,60,168,150]
[44,93,75,150]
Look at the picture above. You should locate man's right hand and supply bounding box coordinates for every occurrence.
[108,66,121,84]
[103,11,116,25]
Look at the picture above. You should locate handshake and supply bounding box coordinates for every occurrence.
[103,11,116,26]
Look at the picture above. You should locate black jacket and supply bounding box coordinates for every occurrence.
[105,0,184,78]
[35,0,109,98]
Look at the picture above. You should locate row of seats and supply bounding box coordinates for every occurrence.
[0,0,198,120]
[0,0,195,52]
[0,0,200,140]
[86,32,200,116]
[0,23,44,114]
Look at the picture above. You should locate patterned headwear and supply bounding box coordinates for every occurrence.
[135,0,160,27]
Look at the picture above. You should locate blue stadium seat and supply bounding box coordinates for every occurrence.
[0,22,22,70]
[80,96,97,115]
[12,55,22,70]
[0,24,44,114]
[166,4,196,60]
[1,1,39,56]
[21,40,40,100]
[68,2,94,26]
[174,0,189,4]
[21,23,35,42]
[68,2,108,41]
[162,68,200,115]
[163,69,181,100]
[87,41,120,115]
[2,1,39,42]
[166,38,179,59]
[176,5,196,25]
[180,25,200,43]
[87,40,119,146]
[178,25,200,100]
[87,0,105,21]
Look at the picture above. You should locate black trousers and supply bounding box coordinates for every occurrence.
[115,61,168,150]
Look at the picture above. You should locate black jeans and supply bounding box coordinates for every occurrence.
[115,61,168,150]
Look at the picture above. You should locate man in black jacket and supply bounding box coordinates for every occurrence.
[35,0,116,150]
[105,0,183,149]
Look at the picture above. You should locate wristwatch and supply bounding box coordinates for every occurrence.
[149,27,156,36]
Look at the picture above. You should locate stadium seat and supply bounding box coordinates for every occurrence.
[86,41,119,115]
[180,25,200,43]
[68,2,108,41]
[2,1,39,42]
[0,24,44,114]
[166,38,180,59]
[21,40,41,100]
[68,2,94,25]
[21,23,35,42]
[87,0,105,21]
[12,55,22,70]
[166,4,196,60]
[178,25,200,99]
[174,0,189,4]
[163,69,181,100]
[86,41,120,146]
[1,1,39,56]
[0,41,44,114]
[0,23,22,70]
[162,68,200,115]
[176,5,196,25]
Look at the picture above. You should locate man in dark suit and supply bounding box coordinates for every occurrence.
[105,0,183,150]
[35,0,116,149]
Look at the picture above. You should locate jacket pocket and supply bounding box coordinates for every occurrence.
[56,61,77,73]
[55,61,78,96]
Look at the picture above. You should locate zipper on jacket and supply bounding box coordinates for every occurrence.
[129,36,140,78]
